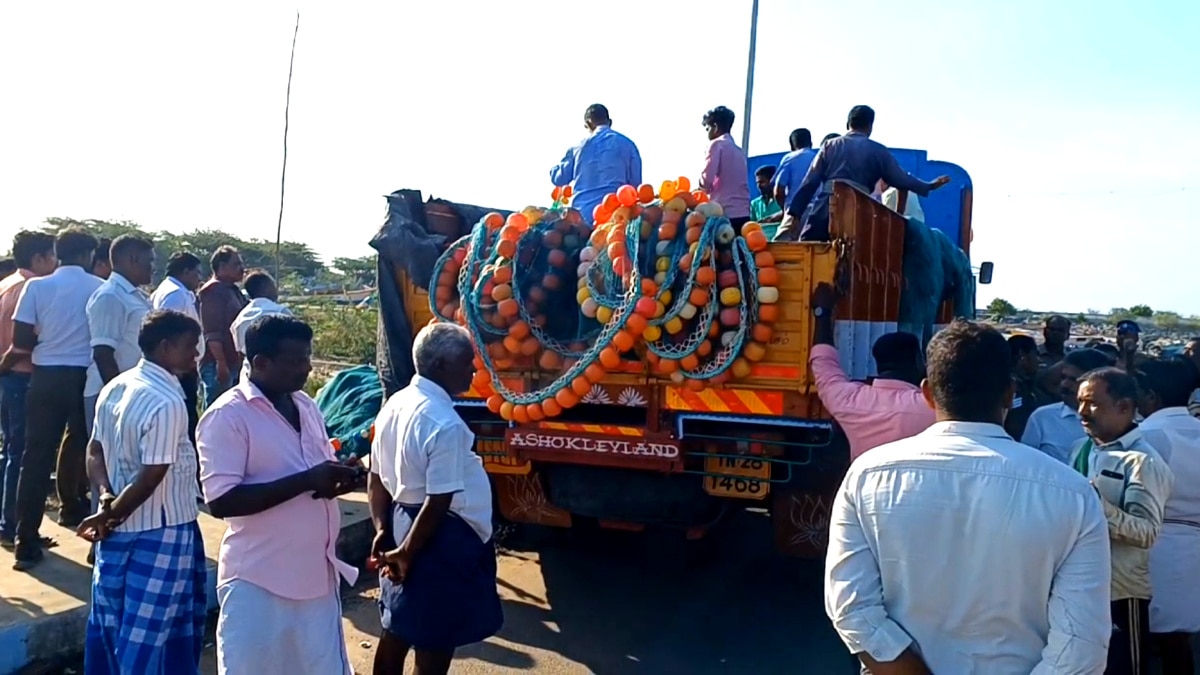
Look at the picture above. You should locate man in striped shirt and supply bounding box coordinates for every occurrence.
[76,310,207,675]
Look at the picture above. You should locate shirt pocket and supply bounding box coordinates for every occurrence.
[1093,463,1127,507]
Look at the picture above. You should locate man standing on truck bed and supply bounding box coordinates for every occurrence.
[698,106,752,231]
[808,283,933,460]
[549,104,642,225]
[775,105,950,242]
[771,128,817,214]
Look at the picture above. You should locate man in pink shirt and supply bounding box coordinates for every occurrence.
[698,105,752,231]
[198,315,361,674]
[0,231,57,547]
[809,284,934,460]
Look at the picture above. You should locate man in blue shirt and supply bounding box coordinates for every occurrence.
[550,104,642,224]
[777,105,949,242]
[772,128,817,212]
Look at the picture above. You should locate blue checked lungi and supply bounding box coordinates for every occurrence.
[85,521,207,675]
[379,504,502,651]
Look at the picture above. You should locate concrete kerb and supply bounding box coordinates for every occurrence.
[0,491,373,675]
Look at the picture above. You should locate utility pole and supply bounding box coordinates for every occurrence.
[274,11,300,279]
[741,0,760,155]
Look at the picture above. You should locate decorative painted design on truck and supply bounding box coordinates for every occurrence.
[581,385,611,405]
[616,387,647,407]
[664,387,784,415]
[538,422,643,437]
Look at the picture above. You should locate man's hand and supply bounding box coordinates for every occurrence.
[370,528,399,578]
[306,461,360,500]
[930,175,951,189]
[383,544,413,583]
[811,283,838,312]
[761,212,784,223]
[77,495,119,543]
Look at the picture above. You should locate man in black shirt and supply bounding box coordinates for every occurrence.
[1005,335,1047,440]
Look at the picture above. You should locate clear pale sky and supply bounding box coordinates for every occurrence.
[2,1,1196,314]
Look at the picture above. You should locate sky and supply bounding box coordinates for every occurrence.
[2,1,1197,314]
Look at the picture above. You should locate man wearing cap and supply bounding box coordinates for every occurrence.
[1116,320,1149,372]
[549,104,642,225]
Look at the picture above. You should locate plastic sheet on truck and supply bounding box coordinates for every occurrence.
[370,189,510,396]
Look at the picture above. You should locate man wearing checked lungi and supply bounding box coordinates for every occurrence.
[76,309,207,674]
[369,322,503,675]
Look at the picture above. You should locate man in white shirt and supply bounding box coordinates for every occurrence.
[230,270,292,383]
[825,320,1111,674]
[151,252,205,441]
[8,228,102,569]
[1022,347,1111,462]
[369,322,502,675]
[1135,358,1200,674]
[1070,367,1173,675]
[84,235,156,437]
[76,309,206,674]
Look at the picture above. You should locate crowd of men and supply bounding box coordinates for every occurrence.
[549,103,948,244]
[812,288,1200,675]
[0,227,491,675]
[0,228,356,674]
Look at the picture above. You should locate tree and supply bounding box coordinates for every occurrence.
[1130,304,1154,318]
[1075,313,1087,324]
[987,298,1017,317]
[37,218,325,282]
[1154,311,1182,330]
[1110,307,1134,321]
[331,255,377,287]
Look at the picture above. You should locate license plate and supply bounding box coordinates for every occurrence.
[703,455,770,500]
[476,439,531,475]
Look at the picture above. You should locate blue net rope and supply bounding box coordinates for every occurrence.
[428,202,766,406]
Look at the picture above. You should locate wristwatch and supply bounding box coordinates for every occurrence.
[813,306,826,318]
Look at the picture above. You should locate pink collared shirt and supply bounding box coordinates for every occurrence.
[198,381,358,600]
[699,133,751,219]
[810,344,935,460]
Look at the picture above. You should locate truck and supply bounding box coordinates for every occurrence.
[370,149,987,558]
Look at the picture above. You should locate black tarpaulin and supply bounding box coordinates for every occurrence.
[369,189,510,396]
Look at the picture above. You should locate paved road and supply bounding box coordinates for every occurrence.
[199,510,855,674]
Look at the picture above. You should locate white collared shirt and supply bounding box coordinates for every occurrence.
[93,359,199,533]
[229,298,293,381]
[151,275,204,363]
[84,272,152,397]
[12,265,104,367]
[1140,407,1200,632]
[825,421,1111,674]
[370,375,492,542]
[1021,401,1086,464]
